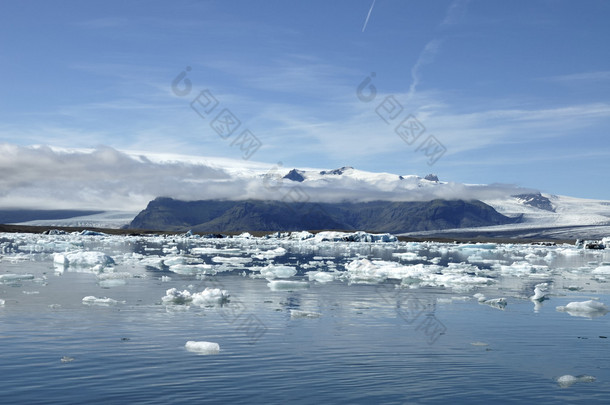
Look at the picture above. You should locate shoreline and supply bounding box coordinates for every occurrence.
[0,224,575,245]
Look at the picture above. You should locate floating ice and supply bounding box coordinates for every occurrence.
[474,293,507,309]
[211,256,252,265]
[306,271,335,283]
[258,265,297,279]
[60,356,75,363]
[161,287,229,306]
[483,298,507,309]
[251,247,287,260]
[162,288,192,305]
[191,288,230,306]
[557,374,596,388]
[290,309,322,319]
[0,273,35,283]
[314,231,397,243]
[185,341,220,355]
[53,251,114,268]
[556,300,608,318]
[82,296,124,305]
[592,266,610,275]
[344,259,491,289]
[531,283,549,302]
[268,280,309,291]
[0,298,5,306]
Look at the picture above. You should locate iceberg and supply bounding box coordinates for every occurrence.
[290,309,322,319]
[556,300,608,318]
[53,251,114,268]
[557,374,596,388]
[258,265,297,279]
[161,287,229,306]
[185,341,220,355]
[267,280,309,291]
[530,283,549,302]
[82,296,124,305]
[0,273,35,283]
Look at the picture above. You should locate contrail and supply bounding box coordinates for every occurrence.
[362,0,376,32]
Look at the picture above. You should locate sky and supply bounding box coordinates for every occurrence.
[1,0,610,209]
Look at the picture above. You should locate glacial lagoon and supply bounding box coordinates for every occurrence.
[1,231,609,404]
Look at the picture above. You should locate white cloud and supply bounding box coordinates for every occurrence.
[0,144,536,211]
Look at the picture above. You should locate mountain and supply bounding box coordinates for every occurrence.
[129,197,518,233]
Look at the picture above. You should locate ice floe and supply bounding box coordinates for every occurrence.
[290,309,322,319]
[306,271,335,283]
[556,300,608,318]
[0,273,35,283]
[54,251,114,268]
[82,296,125,305]
[161,287,229,306]
[267,280,310,291]
[256,265,297,280]
[474,293,507,310]
[530,283,549,302]
[185,341,220,355]
[557,374,596,388]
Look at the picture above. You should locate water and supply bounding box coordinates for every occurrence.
[1,232,610,404]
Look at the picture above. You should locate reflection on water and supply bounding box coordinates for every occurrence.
[1,232,610,404]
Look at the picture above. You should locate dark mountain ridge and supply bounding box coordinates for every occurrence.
[129,197,520,233]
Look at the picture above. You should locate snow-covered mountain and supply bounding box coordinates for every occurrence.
[3,144,610,238]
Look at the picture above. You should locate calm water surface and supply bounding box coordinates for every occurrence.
[1,233,609,404]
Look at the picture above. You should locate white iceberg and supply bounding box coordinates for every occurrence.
[82,296,124,305]
[556,300,608,318]
[0,273,35,283]
[258,265,297,279]
[161,287,229,306]
[530,283,549,302]
[290,309,322,319]
[191,288,230,306]
[267,280,309,291]
[306,271,335,283]
[557,374,596,388]
[53,251,114,268]
[185,341,220,355]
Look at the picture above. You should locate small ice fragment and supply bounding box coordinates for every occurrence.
[82,296,124,305]
[473,293,486,303]
[268,280,309,291]
[557,374,596,388]
[185,341,220,355]
[0,274,35,283]
[483,298,507,309]
[306,271,335,283]
[0,299,5,306]
[161,276,172,282]
[162,287,229,306]
[531,283,549,302]
[290,309,322,319]
[60,356,74,363]
[191,288,229,306]
[556,300,608,318]
[161,288,192,305]
[470,342,489,346]
[259,265,297,279]
[54,252,114,268]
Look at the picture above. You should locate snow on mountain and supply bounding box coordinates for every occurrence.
[2,144,610,237]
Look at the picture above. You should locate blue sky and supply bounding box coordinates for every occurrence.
[1,0,610,200]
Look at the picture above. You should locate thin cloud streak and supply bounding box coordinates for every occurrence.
[362,0,376,32]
